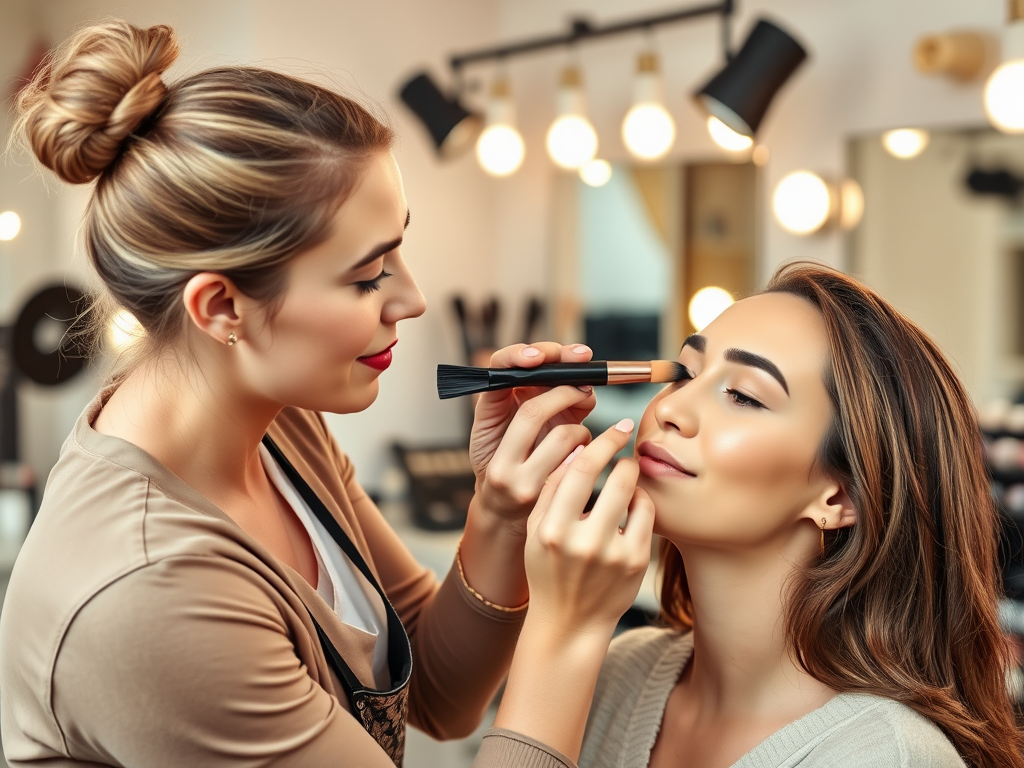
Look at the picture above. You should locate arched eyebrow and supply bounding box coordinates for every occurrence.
[349,209,411,271]
[681,333,789,395]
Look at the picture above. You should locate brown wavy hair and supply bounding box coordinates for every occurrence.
[658,261,1023,767]
[12,20,393,373]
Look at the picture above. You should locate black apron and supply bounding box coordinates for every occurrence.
[262,436,413,767]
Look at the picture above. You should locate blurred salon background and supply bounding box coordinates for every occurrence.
[3,1,1024,764]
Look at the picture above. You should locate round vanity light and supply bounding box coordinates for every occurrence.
[881,128,930,159]
[688,286,735,331]
[0,211,22,241]
[707,116,754,152]
[579,159,612,187]
[986,60,1024,134]
[772,171,831,235]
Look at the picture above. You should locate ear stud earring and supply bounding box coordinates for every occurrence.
[227,332,237,347]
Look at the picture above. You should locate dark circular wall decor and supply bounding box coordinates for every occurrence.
[12,283,90,385]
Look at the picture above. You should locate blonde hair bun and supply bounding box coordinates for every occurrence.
[15,20,179,184]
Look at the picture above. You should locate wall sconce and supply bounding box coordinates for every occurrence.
[913,31,987,81]
[986,0,1024,134]
[475,75,525,177]
[772,171,863,235]
[398,72,482,159]
[622,52,676,161]
[0,212,21,242]
[881,128,930,159]
[546,65,598,170]
[694,19,808,139]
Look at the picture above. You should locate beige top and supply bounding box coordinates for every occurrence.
[0,389,571,768]
[580,626,967,768]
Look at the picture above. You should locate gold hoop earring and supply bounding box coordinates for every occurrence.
[820,517,827,559]
[226,332,237,347]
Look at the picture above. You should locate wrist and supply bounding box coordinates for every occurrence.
[469,491,529,541]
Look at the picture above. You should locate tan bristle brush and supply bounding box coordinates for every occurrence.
[436,360,686,399]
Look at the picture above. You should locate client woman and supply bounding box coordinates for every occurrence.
[0,20,653,768]
[580,263,1023,768]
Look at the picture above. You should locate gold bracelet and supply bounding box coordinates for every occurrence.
[455,539,529,613]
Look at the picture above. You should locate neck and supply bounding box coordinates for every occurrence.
[94,349,282,506]
[674,532,834,721]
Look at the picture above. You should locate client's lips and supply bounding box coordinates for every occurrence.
[357,339,397,371]
[637,441,696,478]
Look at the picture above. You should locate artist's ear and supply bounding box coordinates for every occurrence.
[182,272,243,345]
[806,479,857,530]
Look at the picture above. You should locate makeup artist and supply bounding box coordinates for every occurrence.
[0,21,653,768]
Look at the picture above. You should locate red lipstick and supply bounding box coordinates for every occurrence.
[358,339,397,371]
[637,441,695,479]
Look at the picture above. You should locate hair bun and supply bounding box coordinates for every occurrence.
[15,20,179,184]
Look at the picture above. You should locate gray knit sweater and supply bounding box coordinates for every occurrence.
[579,626,967,768]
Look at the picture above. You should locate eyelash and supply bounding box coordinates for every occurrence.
[356,269,393,295]
[676,368,765,409]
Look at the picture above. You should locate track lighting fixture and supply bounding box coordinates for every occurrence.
[694,19,807,138]
[398,72,481,159]
[546,66,598,170]
[622,52,676,161]
[475,76,525,177]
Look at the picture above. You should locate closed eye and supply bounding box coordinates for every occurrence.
[726,388,765,409]
[356,269,392,295]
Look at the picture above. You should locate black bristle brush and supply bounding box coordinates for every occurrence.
[437,360,686,400]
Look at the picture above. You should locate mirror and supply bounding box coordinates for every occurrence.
[549,160,758,434]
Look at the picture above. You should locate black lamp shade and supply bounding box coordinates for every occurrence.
[399,72,482,159]
[695,19,808,137]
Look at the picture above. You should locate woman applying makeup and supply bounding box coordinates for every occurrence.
[0,21,653,768]
[580,263,1023,768]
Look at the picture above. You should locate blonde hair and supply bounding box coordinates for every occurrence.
[14,19,394,371]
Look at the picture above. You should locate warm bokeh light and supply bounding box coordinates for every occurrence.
[546,115,598,170]
[881,128,930,159]
[707,116,754,152]
[476,125,525,177]
[688,286,735,331]
[839,179,865,230]
[107,309,144,352]
[752,145,771,166]
[623,104,676,160]
[0,211,22,241]
[985,60,1024,134]
[772,171,832,235]
[579,159,613,187]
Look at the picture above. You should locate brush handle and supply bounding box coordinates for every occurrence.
[486,362,608,389]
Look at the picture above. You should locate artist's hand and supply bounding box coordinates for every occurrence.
[525,418,654,634]
[470,342,597,533]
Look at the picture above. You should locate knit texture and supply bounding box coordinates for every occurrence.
[579,626,967,768]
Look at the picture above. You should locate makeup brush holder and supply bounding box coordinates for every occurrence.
[392,442,476,531]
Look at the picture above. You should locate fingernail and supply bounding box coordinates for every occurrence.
[522,347,540,358]
[576,385,593,394]
[572,345,590,354]
[562,445,585,466]
[614,418,634,433]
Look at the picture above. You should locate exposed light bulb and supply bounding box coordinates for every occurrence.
[773,171,832,235]
[688,287,735,331]
[881,128,930,159]
[986,61,1024,134]
[547,66,598,170]
[579,159,612,187]
[622,53,676,161]
[0,211,21,241]
[108,308,144,352]
[707,116,753,152]
[839,179,865,230]
[476,77,525,177]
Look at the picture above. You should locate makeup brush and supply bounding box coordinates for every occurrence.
[437,360,685,400]
[450,296,475,364]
